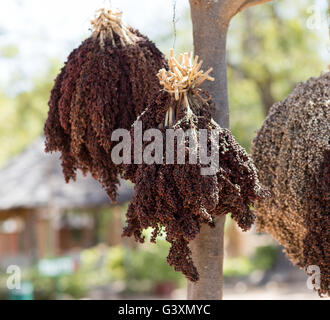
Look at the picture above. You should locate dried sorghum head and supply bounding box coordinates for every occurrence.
[44,8,167,201]
[122,52,268,281]
[252,72,330,297]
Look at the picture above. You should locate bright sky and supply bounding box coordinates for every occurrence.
[0,0,189,93]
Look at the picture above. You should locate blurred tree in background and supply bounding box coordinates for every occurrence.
[159,0,327,150]
[227,0,326,149]
[0,58,60,166]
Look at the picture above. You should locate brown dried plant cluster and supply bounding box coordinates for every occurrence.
[122,52,268,281]
[44,8,268,281]
[252,72,330,296]
[44,8,167,201]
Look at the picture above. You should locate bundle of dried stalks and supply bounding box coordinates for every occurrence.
[44,8,167,201]
[252,72,330,296]
[123,51,268,281]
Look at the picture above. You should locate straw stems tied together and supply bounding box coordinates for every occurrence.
[157,49,215,127]
[91,8,139,46]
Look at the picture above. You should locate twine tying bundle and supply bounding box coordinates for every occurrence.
[91,8,139,46]
[157,50,214,127]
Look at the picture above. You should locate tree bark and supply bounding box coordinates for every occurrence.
[188,0,273,300]
[187,215,226,299]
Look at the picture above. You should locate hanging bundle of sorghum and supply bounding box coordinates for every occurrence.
[122,50,269,281]
[252,72,330,297]
[44,8,167,201]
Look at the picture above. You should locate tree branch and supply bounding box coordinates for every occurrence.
[237,0,273,15]
[189,1,274,27]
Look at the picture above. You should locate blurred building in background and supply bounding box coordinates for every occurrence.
[0,138,133,268]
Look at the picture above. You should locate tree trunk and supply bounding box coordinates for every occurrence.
[189,1,230,129]
[188,1,229,300]
[257,79,276,116]
[187,215,226,299]
[188,0,273,300]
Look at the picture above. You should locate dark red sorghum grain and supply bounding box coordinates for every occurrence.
[44,9,167,201]
[122,87,269,281]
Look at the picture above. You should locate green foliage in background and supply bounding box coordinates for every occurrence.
[0,61,61,166]
[227,0,326,150]
[0,236,277,299]
[223,244,277,277]
[251,245,278,271]
[0,44,19,58]
[122,240,185,293]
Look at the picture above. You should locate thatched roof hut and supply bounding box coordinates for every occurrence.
[0,138,133,263]
[0,137,133,214]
